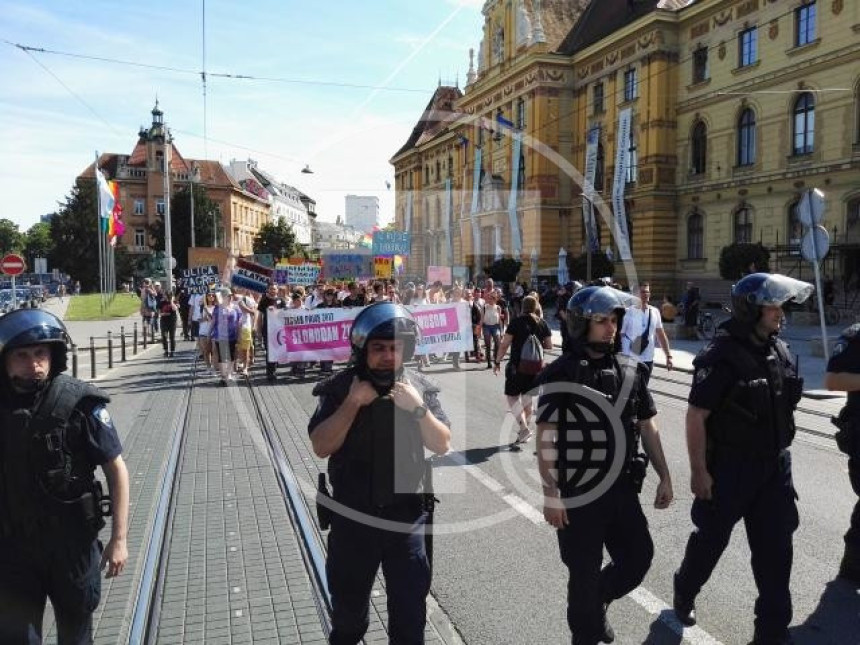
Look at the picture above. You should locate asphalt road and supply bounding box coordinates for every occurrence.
[284,352,859,645]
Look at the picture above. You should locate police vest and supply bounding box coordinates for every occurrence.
[318,367,429,511]
[0,374,110,540]
[696,329,802,457]
[551,347,645,497]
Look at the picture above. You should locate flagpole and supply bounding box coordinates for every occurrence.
[95,151,106,313]
[163,135,173,289]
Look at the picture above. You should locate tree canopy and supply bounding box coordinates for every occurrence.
[48,179,102,290]
[567,251,615,281]
[718,242,771,281]
[0,218,23,255]
[24,222,53,261]
[148,185,222,271]
[252,219,297,262]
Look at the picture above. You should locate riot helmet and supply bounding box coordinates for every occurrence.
[566,286,638,353]
[731,273,813,325]
[350,302,420,394]
[350,302,420,362]
[0,308,71,376]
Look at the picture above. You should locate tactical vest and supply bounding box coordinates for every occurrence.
[325,369,429,512]
[698,331,802,458]
[555,348,645,497]
[0,374,111,541]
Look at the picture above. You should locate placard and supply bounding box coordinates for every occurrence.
[179,265,219,294]
[374,257,393,279]
[231,258,273,293]
[426,266,452,285]
[276,263,321,286]
[372,231,411,256]
[322,252,373,280]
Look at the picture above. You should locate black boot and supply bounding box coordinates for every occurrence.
[673,591,696,627]
[838,549,860,585]
[600,603,615,643]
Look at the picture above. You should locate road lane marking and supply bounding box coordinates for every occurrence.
[628,587,725,645]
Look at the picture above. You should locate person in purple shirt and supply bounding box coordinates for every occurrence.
[209,287,242,385]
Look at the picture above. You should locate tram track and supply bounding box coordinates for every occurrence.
[126,360,333,644]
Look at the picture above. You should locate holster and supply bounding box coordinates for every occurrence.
[316,473,333,531]
[832,409,859,457]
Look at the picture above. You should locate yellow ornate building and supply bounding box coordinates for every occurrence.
[393,0,860,299]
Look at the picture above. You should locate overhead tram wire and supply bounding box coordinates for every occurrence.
[2,39,429,93]
[202,0,208,160]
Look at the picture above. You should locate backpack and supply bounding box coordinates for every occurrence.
[518,318,544,376]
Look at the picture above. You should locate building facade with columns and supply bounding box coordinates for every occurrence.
[393,0,860,300]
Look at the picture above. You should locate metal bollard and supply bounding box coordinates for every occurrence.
[72,343,78,378]
[133,323,138,356]
[121,327,127,362]
[108,331,113,370]
[90,337,96,379]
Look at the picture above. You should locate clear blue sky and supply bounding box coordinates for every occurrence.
[0,0,484,231]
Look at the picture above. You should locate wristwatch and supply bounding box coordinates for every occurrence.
[412,404,428,420]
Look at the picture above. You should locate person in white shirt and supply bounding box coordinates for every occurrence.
[620,282,673,383]
[305,284,325,309]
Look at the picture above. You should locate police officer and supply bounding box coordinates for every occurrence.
[824,324,860,585]
[673,273,810,645]
[308,302,451,644]
[0,309,130,644]
[536,286,673,645]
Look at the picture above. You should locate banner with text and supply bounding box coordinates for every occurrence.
[321,251,373,280]
[266,303,472,363]
[273,263,321,286]
[611,108,633,262]
[231,258,273,293]
[372,231,411,257]
[179,265,220,294]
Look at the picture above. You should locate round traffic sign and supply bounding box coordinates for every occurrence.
[800,225,830,262]
[798,188,826,228]
[0,253,26,276]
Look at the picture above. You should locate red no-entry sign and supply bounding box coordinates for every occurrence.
[1,254,26,276]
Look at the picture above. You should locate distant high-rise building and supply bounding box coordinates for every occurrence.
[344,195,379,234]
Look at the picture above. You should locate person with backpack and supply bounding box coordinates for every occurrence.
[493,295,553,443]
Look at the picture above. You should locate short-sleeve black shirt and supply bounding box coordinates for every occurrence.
[827,324,860,413]
[506,314,551,365]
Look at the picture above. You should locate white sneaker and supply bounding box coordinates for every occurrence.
[515,426,533,444]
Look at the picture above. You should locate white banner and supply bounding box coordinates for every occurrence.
[507,130,523,258]
[611,108,633,261]
[583,126,601,253]
[470,147,483,265]
[266,303,473,364]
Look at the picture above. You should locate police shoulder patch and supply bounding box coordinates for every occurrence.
[839,323,860,342]
[93,406,114,427]
[694,366,712,385]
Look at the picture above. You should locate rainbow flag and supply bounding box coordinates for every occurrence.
[107,180,124,245]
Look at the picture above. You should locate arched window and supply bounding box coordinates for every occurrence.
[793,92,815,155]
[787,199,803,245]
[595,142,605,192]
[691,121,707,175]
[625,132,638,184]
[734,206,753,244]
[737,108,756,166]
[687,211,704,259]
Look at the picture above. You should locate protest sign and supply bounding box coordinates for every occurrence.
[322,251,373,280]
[276,263,321,285]
[179,265,219,294]
[231,258,272,293]
[374,257,393,279]
[426,266,453,285]
[372,231,411,256]
[266,303,472,363]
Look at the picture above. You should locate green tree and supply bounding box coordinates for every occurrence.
[0,218,23,255]
[567,251,615,281]
[48,179,102,291]
[149,185,222,271]
[486,258,522,283]
[253,219,297,262]
[718,242,770,281]
[24,222,53,262]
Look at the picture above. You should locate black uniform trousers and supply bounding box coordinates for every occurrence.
[0,536,101,645]
[675,450,798,643]
[556,476,654,645]
[326,504,430,645]
[847,457,860,555]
